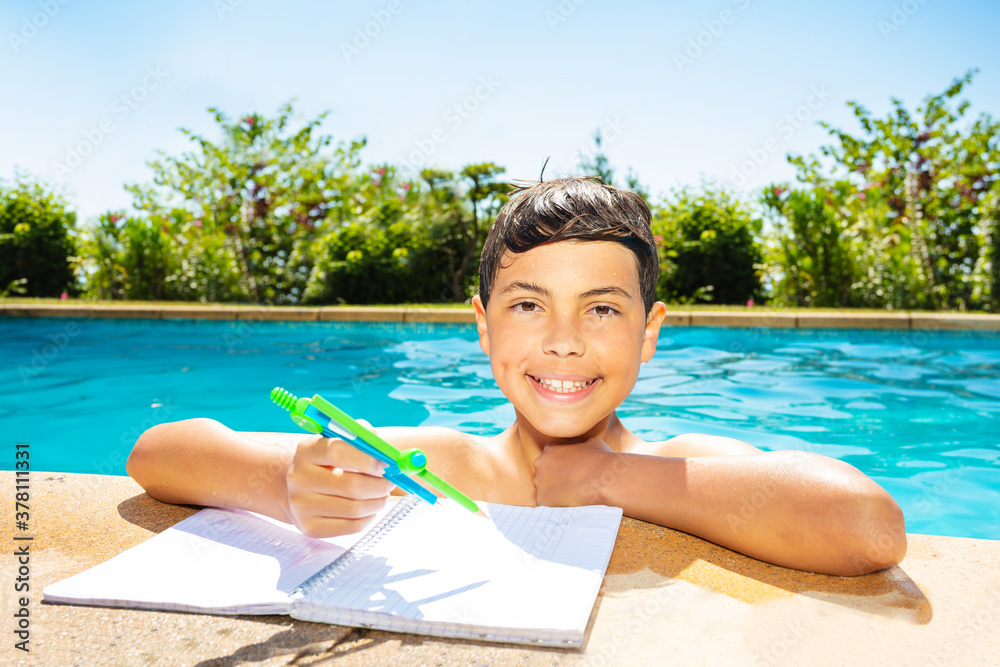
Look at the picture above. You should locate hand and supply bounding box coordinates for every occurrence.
[532,438,617,507]
[284,420,396,537]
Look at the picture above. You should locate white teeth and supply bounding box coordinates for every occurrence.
[532,376,596,393]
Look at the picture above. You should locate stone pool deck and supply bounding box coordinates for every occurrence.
[2,472,998,666]
[3,302,1000,330]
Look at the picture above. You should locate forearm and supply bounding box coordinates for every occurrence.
[598,450,907,576]
[126,418,295,523]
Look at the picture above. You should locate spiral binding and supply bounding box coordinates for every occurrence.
[290,496,421,600]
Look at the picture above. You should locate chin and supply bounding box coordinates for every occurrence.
[531,419,599,442]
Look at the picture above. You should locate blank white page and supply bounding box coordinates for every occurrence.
[43,507,382,615]
[291,499,623,646]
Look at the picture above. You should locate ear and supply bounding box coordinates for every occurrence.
[472,293,490,356]
[640,301,667,364]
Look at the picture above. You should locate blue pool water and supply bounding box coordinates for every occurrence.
[2,316,998,540]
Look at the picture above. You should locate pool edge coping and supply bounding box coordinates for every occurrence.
[2,303,1000,330]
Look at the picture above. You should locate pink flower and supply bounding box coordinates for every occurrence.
[402,183,411,192]
[193,219,203,228]
[653,235,664,243]
[377,167,386,177]
[858,192,867,200]
[60,292,68,300]
[746,299,755,308]
[109,213,121,224]
[774,186,786,196]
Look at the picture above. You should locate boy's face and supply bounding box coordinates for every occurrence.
[473,240,666,441]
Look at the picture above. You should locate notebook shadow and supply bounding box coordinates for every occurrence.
[304,556,489,620]
[194,622,577,666]
[605,518,932,625]
[191,625,394,666]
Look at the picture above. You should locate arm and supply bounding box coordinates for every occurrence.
[126,418,394,537]
[532,436,907,576]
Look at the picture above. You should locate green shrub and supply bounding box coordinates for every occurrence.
[760,185,857,307]
[652,187,763,304]
[305,220,461,304]
[304,163,506,305]
[0,177,77,297]
[83,213,167,300]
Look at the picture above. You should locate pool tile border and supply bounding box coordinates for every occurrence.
[2,303,999,330]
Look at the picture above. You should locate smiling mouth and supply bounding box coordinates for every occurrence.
[528,375,598,394]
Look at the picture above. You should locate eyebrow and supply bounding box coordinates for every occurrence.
[500,280,550,297]
[499,281,633,301]
[579,286,633,301]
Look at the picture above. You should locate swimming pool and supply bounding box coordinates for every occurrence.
[3,316,998,540]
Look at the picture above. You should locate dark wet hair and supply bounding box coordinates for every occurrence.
[478,177,659,313]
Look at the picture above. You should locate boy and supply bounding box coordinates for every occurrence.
[128,177,906,576]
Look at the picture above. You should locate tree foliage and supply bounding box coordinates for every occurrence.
[0,175,77,297]
[653,187,763,305]
[769,70,1000,310]
[123,102,364,304]
[75,101,510,305]
[760,185,856,307]
[82,212,173,300]
[304,163,507,304]
[38,76,1000,312]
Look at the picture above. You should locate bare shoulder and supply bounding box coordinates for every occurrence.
[626,432,763,457]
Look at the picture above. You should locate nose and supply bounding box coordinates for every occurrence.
[542,311,585,357]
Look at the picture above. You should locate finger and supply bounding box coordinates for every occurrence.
[301,436,387,476]
[352,420,397,488]
[299,466,396,498]
[296,490,390,520]
[334,464,398,494]
[293,498,388,538]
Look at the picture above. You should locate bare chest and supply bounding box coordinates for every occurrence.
[463,449,538,507]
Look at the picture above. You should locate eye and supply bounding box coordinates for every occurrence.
[511,301,539,313]
[590,305,619,318]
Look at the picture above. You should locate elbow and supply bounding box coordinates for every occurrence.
[862,491,909,573]
[794,454,908,576]
[829,490,908,576]
[127,418,219,501]
[126,421,170,494]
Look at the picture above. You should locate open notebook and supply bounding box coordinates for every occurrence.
[43,497,622,647]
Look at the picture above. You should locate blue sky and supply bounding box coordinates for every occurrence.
[2,0,998,222]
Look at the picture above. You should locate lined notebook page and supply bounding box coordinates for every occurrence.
[43,507,383,615]
[291,499,622,647]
